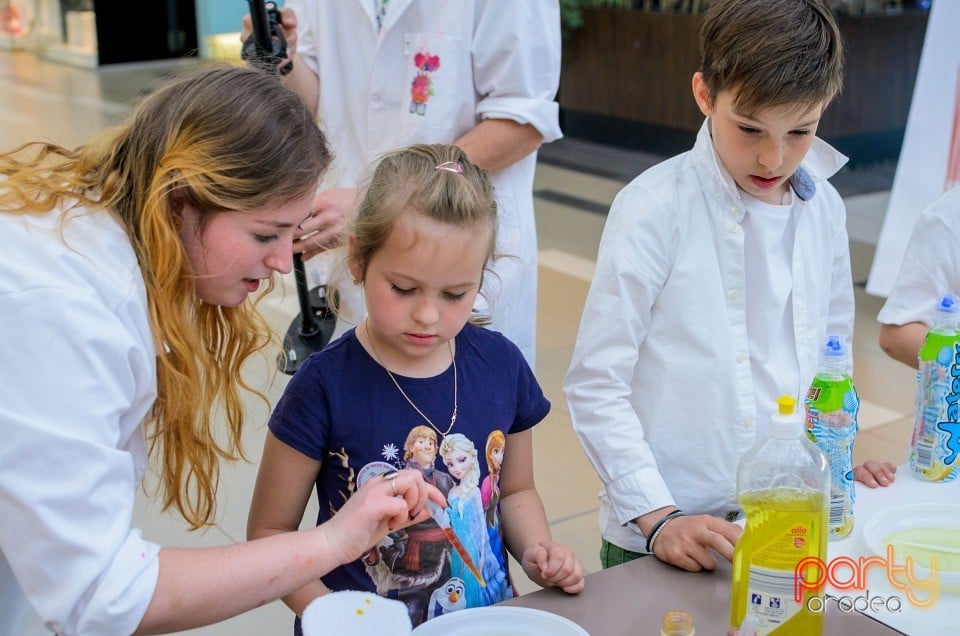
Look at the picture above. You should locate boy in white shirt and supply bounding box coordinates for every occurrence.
[564,0,855,572]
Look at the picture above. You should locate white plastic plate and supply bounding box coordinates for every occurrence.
[861,503,960,589]
[411,606,590,636]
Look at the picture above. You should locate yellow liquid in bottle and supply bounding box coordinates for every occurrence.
[730,488,828,635]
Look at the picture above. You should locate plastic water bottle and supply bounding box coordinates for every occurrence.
[910,293,960,482]
[729,395,830,636]
[804,335,859,540]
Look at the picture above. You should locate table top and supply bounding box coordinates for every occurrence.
[826,466,959,636]
[503,544,902,635]
[504,465,959,635]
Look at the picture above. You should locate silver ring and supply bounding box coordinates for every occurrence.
[382,470,400,496]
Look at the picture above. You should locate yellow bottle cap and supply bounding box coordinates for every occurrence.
[771,394,802,438]
[776,394,797,415]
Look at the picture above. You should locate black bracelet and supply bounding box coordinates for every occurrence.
[645,509,686,553]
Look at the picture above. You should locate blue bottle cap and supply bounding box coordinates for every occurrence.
[936,293,960,314]
[823,334,847,358]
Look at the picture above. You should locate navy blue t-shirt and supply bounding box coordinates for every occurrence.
[269,322,550,628]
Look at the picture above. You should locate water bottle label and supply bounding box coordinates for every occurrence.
[804,377,858,538]
[911,344,960,482]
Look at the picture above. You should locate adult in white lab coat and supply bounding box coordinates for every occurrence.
[243,0,562,366]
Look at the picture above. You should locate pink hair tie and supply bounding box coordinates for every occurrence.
[434,161,463,174]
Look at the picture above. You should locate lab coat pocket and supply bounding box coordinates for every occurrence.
[400,32,461,139]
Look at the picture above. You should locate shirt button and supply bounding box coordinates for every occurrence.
[728,224,739,233]
[737,352,747,363]
[743,417,753,429]
[730,289,741,301]
[729,206,739,216]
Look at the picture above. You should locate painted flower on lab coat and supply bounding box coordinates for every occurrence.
[410,52,440,115]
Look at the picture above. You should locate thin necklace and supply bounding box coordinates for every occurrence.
[364,320,458,438]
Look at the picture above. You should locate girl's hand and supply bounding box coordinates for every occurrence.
[317,469,446,565]
[520,540,584,594]
[853,460,897,488]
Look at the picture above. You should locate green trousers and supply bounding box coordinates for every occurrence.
[599,538,649,569]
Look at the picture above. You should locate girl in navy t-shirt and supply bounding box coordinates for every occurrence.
[247,144,584,630]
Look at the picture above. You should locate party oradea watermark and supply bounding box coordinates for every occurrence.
[795,544,941,613]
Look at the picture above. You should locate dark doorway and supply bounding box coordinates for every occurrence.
[60,0,198,65]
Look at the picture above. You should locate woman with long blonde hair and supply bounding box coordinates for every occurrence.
[0,63,440,635]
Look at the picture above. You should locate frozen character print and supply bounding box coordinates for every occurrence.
[480,430,504,526]
[427,576,467,620]
[361,428,455,625]
[354,460,404,596]
[439,433,512,607]
[409,51,440,115]
[404,425,454,497]
[480,430,507,569]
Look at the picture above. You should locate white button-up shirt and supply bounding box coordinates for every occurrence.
[0,206,159,635]
[563,121,854,552]
[289,0,562,364]
[877,185,960,328]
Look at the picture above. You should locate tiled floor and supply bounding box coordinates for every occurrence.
[0,49,922,634]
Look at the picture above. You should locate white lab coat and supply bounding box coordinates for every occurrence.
[288,0,563,365]
[0,206,160,635]
[563,121,855,552]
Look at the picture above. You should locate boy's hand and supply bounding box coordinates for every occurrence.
[650,514,741,572]
[853,460,897,488]
[520,540,584,594]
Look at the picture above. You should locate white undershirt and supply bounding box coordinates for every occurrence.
[741,189,800,441]
[373,0,388,31]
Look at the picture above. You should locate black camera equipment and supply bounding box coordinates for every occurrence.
[242,0,336,375]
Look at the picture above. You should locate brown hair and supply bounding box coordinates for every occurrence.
[698,0,843,116]
[348,144,497,315]
[403,425,439,463]
[0,63,331,528]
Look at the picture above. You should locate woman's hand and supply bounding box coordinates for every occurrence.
[316,469,446,565]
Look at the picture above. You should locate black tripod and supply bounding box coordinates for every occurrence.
[242,0,336,374]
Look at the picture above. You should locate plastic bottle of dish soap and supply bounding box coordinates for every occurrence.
[729,395,830,636]
[804,335,859,539]
[910,293,960,483]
